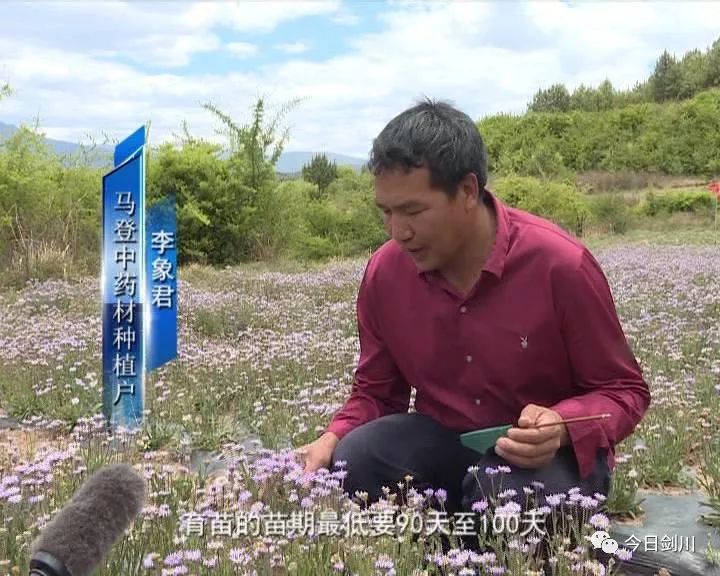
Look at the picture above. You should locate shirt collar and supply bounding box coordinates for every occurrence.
[481,188,510,279]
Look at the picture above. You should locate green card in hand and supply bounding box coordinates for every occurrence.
[460,424,512,454]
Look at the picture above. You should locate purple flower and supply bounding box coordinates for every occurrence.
[435,488,447,503]
[143,553,158,569]
[228,548,251,565]
[589,513,610,530]
[615,548,633,561]
[471,499,489,513]
[473,552,497,565]
[183,549,201,562]
[545,493,565,507]
[485,467,499,476]
[447,549,471,567]
[497,465,511,474]
[164,552,184,567]
[375,553,395,570]
[494,501,521,517]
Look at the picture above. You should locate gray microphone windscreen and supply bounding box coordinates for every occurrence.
[30,462,146,576]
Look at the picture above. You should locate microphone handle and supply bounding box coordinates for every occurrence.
[29,551,72,576]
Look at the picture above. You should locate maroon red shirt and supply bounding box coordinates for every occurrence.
[326,190,650,480]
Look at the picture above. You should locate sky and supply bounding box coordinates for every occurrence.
[1,0,719,159]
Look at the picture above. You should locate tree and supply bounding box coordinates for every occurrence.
[596,79,616,110]
[203,96,300,191]
[705,38,720,88]
[200,96,304,260]
[302,153,338,197]
[650,50,682,102]
[0,82,12,101]
[677,49,707,99]
[569,84,598,112]
[528,83,571,113]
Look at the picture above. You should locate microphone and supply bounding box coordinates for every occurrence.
[29,463,146,576]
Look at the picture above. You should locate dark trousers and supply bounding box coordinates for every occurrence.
[330,412,611,521]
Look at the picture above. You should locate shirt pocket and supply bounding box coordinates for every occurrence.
[481,320,569,401]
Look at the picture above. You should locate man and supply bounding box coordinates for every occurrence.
[298,98,650,517]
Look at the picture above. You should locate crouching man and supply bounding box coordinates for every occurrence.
[297,98,650,518]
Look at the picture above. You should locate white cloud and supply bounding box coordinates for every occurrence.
[523,0,720,90]
[178,0,341,33]
[131,33,222,68]
[227,42,259,58]
[1,1,719,158]
[275,42,310,55]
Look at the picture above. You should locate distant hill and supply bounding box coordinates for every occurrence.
[274,151,366,174]
[0,121,113,167]
[0,121,366,173]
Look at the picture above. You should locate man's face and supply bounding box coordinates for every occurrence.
[375,166,471,273]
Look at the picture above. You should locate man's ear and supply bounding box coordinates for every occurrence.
[459,172,480,209]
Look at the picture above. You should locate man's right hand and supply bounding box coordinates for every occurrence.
[296,431,340,473]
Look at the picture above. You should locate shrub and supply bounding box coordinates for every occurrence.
[491,175,591,237]
[640,188,715,216]
[589,193,633,234]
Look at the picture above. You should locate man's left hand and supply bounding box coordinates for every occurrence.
[494,403,569,469]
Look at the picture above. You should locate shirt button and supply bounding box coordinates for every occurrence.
[465,355,472,363]
[475,398,481,405]
[460,306,467,313]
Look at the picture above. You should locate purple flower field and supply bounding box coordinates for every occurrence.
[1,243,719,575]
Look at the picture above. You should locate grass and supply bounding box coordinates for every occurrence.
[0,224,719,575]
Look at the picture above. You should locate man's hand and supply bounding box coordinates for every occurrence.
[295,431,340,473]
[494,403,569,469]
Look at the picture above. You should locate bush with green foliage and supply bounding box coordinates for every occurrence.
[640,189,716,216]
[480,89,720,178]
[491,175,591,237]
[291,169,386,260]
[587,193,633,234]
[146,97,300,264]
[0,125,102,284]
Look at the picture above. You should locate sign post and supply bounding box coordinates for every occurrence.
[101,126,177,432]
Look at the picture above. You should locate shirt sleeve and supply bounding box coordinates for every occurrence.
[550,248,651,480]
[326,256,411,440]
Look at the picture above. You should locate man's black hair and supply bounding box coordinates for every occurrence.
[367,97,488,200]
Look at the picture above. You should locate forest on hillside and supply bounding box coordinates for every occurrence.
[0,38,718,283]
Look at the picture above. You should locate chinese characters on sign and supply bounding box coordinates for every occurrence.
[102,126,178,431]
[102,142,146,430]
[145,194,178,372]
[112,192,140,410]
[150,230,175,308]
